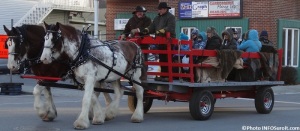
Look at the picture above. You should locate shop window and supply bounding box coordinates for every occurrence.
[282,28,299,67]
[181,27,196,39]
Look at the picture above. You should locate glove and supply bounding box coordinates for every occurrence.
[141,28,149,35]
[156,29,165,35]
[120,34,126,40]
[130,28,140,37]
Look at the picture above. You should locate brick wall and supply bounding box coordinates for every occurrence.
[243,0,300,45]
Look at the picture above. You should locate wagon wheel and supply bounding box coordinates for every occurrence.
[128,95,153,113]
[189,90,214,120]
[255,86,274,114]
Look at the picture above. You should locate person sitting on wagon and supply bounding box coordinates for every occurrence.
[205,27,222,50]
[195,27,222,63]
[238,29,262,53]
[238,29,262,62]
[192,29,207,50]
[220,28,237,50]
[259,30,277,53]
[237,29,263,81]
[259,30,273,45]
[173,33,190,78]
[120,6,152,40]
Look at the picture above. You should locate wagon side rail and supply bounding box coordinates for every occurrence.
[131,34,283,83]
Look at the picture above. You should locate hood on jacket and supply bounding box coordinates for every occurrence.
[199,31,207,42]
[221,28,234,41]
[247,29,259,41]
[206,27,218,37]
[179,33,189,40]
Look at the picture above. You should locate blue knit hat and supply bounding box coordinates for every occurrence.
[260,30,268,37]
[179,33,189,40]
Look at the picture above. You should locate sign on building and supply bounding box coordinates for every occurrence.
[114,19,129,30]
[179,0,242,19]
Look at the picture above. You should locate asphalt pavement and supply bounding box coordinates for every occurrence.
[1,74,300,96]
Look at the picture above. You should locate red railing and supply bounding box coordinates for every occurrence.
[128,33,283,83]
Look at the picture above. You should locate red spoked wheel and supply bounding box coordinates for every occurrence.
[189,90,214,120]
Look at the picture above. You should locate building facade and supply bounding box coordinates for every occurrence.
[106,0,300,82]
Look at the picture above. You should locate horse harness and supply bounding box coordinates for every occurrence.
[59,32,143,87]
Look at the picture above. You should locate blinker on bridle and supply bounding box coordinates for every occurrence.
[7,27,24,56]
[44,30,62,49]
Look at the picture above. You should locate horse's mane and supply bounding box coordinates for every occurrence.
[17,24,45,59]
[59,23,81,43]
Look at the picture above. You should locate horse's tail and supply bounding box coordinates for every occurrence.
[134,42,148,86]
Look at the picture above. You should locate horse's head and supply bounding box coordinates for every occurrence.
[40,22,63,64]
[40,22,79,64]
[3,25,45,71]
[3,25,26,71]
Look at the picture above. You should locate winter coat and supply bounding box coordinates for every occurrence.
[238,29,262,52]
[148,12,176,38]
[123,14,152,36]
[205,35,222,50]
[220,28,237,50]
[259,37,274,45]
[193,31,207,49]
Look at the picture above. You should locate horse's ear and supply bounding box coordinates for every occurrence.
[43,21,48,30]
[3,25,10,34]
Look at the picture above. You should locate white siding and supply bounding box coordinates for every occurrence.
[43,10,69,24]
[0,0,37,34]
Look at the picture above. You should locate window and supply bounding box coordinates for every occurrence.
[282,28,299,67]
[181,27,196,39]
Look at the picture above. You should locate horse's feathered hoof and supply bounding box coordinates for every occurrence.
[131,114,143,123]
[105,116,115,121]
[92,120,104,125]
[39,110,57,122]
[131,118,143,123]
[73,119,89,130]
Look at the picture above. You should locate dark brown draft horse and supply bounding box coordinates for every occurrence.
[40,22,145,129]
[3,24,112,123]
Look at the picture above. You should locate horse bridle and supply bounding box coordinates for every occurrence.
[7,27,25,62]
[44,25,62,49]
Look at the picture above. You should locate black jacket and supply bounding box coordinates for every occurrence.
[123,15,152,36]
[205,35,222,50]
[148,12,176,38]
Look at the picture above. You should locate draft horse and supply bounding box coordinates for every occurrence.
[3,24,111,123]
[40,22,146,129]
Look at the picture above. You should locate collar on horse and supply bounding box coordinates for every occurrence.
[64,32,118,84]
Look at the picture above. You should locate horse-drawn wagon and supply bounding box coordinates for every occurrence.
[4,23,284,129]
[21,30,283,120]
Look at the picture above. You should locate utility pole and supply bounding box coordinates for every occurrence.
[94,0,99,39]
